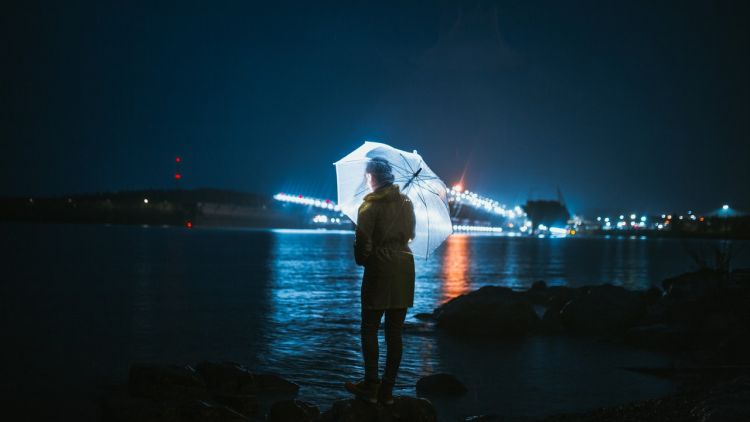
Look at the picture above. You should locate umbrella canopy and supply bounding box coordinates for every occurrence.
[334,141,453,258]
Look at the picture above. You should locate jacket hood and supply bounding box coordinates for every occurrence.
[363,183,402,203]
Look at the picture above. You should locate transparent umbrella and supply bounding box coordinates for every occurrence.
[334,141,453,258]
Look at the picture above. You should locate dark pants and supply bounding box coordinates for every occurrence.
[361,308,407,385]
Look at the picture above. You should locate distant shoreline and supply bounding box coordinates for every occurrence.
[2,188,749,240]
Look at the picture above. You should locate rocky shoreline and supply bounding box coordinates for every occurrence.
[103,268,750,421]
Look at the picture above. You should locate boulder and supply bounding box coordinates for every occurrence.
[662,269,726,302]
[559,284,646,335]
[416,373,467,396]
[531,280,547,290]
[268,399,320,422]
[388,397,438,422]
[414,313,435,321]
[320,397,436,422]
[179,399,250,422]
[625,323,691,350]
[128,363,208,402]
[536,286,580,333]
[690,375,750,422]
[195,361,257,395]
[522,283,568,308]
[733,268,750,285]
[212,393,259,417]
[255,373,300,394]
[434,286,539,336]
[464,416,500,422]
[101,392,164,422]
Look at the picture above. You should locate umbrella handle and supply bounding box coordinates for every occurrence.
[403,168,422,190]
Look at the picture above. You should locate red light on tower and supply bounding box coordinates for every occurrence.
[174,155,183,186]
[185,220,193,229]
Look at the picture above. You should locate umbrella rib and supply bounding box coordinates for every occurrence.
[409,177,445,199]
[354,182,372,197]
[414,185,431,259]
[399,153,416,174]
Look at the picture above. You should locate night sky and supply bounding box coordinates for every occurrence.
[3,0,748,214]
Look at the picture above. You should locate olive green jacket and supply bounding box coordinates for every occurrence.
[354,184,416,310]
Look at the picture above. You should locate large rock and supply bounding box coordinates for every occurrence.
[196,361,257,395]
[212,393,260,417]
[128,363,208,402]
[538,286,582,333]
[320,397,436,422]
[690,375,750,422]
[416,373,467,396]
[268,399,320,422]
[464,416,500,422]
[559,284,646,335]
[101,392,164,422]
[662,269,727,302]
[255,373,300,394]
[625,323,691,350]
[433,286,539,336]
[179,399,250,422]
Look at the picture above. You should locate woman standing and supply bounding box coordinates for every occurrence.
[345,157,416,405]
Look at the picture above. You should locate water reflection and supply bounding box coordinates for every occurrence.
[264,230,364,393]
[440,234,471,303]
[3,223,747,421]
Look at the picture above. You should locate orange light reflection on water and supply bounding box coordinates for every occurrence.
[440,234,471,303]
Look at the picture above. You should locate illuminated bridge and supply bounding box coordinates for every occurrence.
[273,186,535,235]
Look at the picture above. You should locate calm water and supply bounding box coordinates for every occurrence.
[2,223,748,420]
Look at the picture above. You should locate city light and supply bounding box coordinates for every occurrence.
[447,187,526,219]
[275,187,732,237]
[312,215,328,224]
[453,224,503,233]
[143,198,149,204]
[274,193,341,211]
[549,227,567,236]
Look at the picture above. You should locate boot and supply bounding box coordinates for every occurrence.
[344,379,380,404]
[378,380,395,405]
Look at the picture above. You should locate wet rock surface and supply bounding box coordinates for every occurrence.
[433,269,750,364]
[104,361,296,421]
[104,362,437,422]
[267,399,319,422]
[559,284,646,334]
[539,374,750,422]
[433,286,540,336]
[319,396,436,422]
[103,269,750,421]
[416,373,467,396]
[434,268,750,421]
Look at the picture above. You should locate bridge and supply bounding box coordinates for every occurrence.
[273,186,535,235]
